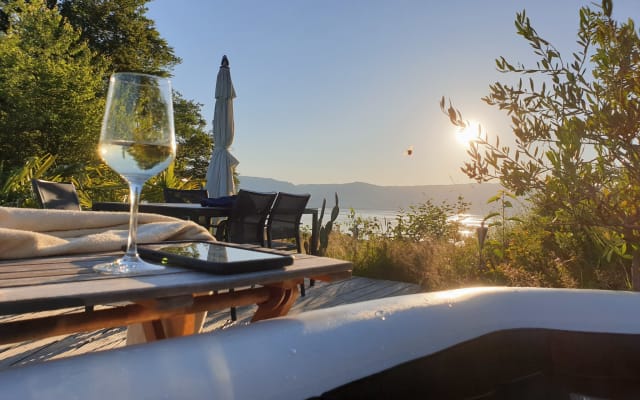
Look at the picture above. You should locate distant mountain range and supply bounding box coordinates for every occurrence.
[237,176,506,215]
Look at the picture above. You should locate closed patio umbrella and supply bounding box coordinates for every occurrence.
[205,55,239,198]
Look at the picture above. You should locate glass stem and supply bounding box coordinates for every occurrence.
[123,181,144,262]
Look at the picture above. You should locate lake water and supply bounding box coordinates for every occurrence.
[301,209,484,237]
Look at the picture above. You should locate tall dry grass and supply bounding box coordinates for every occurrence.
[325,233,488,291]
[323,230,630,291]
[307,205,632,291]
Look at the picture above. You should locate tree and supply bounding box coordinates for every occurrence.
[0,0,107,172]
[441,0,640,287]
[0,3,9,33]
[173,91,213,181]
[55,0,180,75]
[0,0,211,207]
[55,0,212,183]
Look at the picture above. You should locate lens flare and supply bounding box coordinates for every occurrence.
[456,121,481,146]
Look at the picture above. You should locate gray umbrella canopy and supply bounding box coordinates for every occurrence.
[205,55,239,197]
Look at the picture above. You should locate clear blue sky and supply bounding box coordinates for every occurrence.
[147,0,639,186]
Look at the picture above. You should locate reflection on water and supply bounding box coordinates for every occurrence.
[448,213,484,238]
[301,210,484,238]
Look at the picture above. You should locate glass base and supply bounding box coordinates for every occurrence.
[94,254,164,275]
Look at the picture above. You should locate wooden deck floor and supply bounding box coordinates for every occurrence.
[0,277,423,371]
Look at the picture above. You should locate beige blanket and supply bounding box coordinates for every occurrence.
[0,207,214,259]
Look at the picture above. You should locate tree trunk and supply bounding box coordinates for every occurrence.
[633,249,640,291]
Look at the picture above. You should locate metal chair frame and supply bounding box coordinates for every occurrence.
[266,192,311,253]
[216,189,277,246]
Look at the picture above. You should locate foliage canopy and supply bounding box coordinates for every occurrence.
[442,0,640,286]
[0,0,107,172]
[56,0,180,76]
[0,0,213,205]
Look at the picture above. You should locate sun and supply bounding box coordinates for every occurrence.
[455,121,481,146]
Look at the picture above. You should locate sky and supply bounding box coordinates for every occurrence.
[146,0,640,187]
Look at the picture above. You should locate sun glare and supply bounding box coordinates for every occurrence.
[455,121,481,146]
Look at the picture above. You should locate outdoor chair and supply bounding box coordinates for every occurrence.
[163,188,212,230]
[266,192,311,296]
[215,189,276,246]
[214,189,276,321]
[31,179,81,211]
[266,192,311,253]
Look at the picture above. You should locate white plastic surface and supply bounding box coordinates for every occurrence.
[1,287,639,399]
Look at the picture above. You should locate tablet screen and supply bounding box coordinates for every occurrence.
[137,241,294,274]
[154,242,286,263]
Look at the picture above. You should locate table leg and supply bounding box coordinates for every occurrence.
[129,312,207,344]
[251,284,300,322]
[142,320,166,341]
[121,282,305,344]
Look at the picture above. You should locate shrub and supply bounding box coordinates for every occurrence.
[482,213,631,289]
[325,207,632,291]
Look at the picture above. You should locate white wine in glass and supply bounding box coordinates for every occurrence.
[94,72,176,274]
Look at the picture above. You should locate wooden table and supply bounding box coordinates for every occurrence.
[0,248,351,345]
[92,201,320,255]
[92,201,231,223]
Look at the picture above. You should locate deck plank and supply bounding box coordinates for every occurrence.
[0,277,422,370]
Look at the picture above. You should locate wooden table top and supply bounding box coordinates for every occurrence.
[0,248,352,316]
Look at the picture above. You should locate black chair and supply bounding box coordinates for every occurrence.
[216,189,277,246]
[266,192,311,253]
[266,192,311,296]
[214,189,276,321]
[163,188,212,230]
[31,179,81,210]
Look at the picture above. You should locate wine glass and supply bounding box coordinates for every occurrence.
[94,72,176,274]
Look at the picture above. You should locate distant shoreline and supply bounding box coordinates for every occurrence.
[300,209,484,236]
[239,176,507,216]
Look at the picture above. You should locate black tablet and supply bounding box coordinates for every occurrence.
[137,241,295,274]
